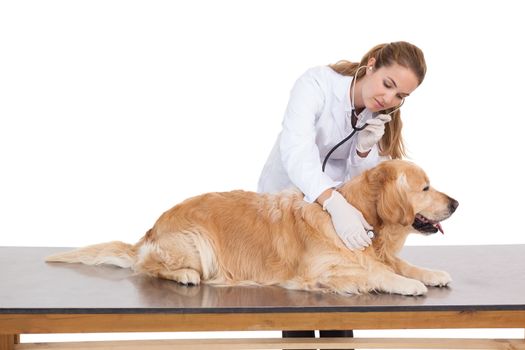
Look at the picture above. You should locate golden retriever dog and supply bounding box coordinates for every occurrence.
[46,160,458,296]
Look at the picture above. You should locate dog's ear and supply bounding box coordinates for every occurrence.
[375,171,414,226]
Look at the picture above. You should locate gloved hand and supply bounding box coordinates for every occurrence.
[322,190,373,250]
[356,114,392,153]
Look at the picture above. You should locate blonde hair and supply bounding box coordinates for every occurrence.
[329,41,426,159]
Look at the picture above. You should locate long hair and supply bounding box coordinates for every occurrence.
[329,41,426,159]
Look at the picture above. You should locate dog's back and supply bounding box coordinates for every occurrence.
[134,189,346,287]
[47,189,348,289]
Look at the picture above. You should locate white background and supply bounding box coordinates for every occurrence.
[1,0,524,343]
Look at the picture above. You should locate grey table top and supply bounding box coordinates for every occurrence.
[0,245,523,314]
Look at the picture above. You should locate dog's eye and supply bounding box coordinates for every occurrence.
[423,186,429,191]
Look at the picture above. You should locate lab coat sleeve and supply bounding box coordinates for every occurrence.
[279,68,339,203]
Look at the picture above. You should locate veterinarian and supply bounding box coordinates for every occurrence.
[257,41,427,341]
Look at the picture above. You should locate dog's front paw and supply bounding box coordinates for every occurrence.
[399,279,428,296]
[387,276,427,296]
[421,270,452,287]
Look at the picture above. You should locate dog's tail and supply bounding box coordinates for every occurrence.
[45,241,137,268]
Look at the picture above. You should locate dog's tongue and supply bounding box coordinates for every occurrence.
[434,222,444,234]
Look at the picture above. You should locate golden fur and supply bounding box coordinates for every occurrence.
[46,160,458,296]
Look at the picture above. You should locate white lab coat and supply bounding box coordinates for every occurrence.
[258,66,387,203]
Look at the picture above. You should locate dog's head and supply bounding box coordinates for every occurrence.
[346,160,458,235]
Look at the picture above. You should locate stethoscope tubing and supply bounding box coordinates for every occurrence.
[321,121,365,172]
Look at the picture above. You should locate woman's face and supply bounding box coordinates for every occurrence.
[361,62,420,113]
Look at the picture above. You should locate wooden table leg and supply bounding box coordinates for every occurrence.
[0,334,18,350]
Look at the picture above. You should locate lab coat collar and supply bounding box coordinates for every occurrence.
[333,74,353,113]
[333,74,375,131]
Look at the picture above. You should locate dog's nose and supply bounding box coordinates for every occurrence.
[448,198,459,213]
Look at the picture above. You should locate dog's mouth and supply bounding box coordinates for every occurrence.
[412,213,444,235]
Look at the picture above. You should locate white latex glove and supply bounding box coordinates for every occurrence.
[356,114,392,153]
[323,191,373,250]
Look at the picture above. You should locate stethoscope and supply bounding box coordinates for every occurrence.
[321,66,405,172]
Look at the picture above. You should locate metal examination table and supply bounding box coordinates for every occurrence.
[1,245,524,349]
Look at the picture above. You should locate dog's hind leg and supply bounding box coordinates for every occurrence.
[133,230,218,285]
[158,268,201,285]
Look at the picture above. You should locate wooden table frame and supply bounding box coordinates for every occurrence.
[2,310,525,349]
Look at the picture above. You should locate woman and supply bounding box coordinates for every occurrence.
[257,41,426,341]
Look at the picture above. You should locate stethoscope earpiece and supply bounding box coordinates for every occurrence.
[385,98,405,115]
